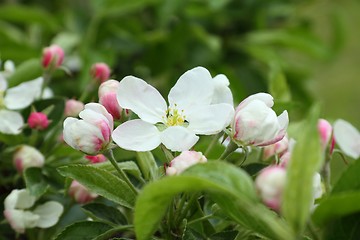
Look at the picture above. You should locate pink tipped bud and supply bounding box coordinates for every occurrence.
[85,154,107,164]
[98,80,122,120]
[13,145,45,173]
[42,45,64,69]
[263,135,289,160]
[90,63,111,83]
[27,112,49,130]
[64,99,84,117]
[255,166,287,212]
[318,119,333,152]
[166,151,207,176]
[69,181,98,204]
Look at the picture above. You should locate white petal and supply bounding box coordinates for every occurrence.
[168,67,214,111]
[33,201,64,228]
[236,93,274,113]
[160,126,199,152]
[0,110,24,134]
[334,119,360,159]
[187,104,234,135]
[4,60,15,73]
[4,189,36,210]
[42,87,54,99]
[112,119,161,151]
[81,103,113,130]
[4,77,43,110]
[212,74,233,105]
[117,76,167,124]
[4,209,39,233]
[0,75,7,91]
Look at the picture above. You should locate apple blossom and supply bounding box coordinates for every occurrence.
[112,66,234,152]
[3,189,63,233]
[318,119,333,152]
[63,103,113,155]
[98,80,122,120]
[211,74,233,105]
[231,93,288,147]
[42,44,64,69]
[69,180,98,204]
[166,151,207,176]
[333,119,360,159]
[13,145,45,173]
[28,112,50,130]
[0,77,43,134]
[91,62,111,83]
[64,99,84,117]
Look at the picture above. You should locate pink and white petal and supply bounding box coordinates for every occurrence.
[4,210,27,233]
[168,67,214,111]
[112,119,161,151]
[4,189,36,210]
[79,107,113,142]
[4,77,43,110]
[236,93,274,113]
[0,110,24,135]
[187,104,234,135]
[160,126,199,152]
[255,111,288,147]
[81,103,113,130]
[33,201,63,228]
[117,76,167,124]
[334,119,360,159]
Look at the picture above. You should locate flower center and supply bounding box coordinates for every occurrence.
[163,106,186,127]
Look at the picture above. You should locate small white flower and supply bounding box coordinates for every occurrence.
[112,67,234,152]
[166,151,207,175]
[232,93,288,147]
[333,119,360,159]
[3,189,63,233]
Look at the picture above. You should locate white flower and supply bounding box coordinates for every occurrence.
[3,189,63,233]
[63,103,113,155]
[166,151,207,175]
[333,119,360,159]
[112,67,234,152]
[231,93,288,147]
[0,77,43,134]
[211,74,233,105]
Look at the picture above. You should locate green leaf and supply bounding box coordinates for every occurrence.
[7,58,43,87]
[136,152,159,181]
[321,212,360,240]
[58,165,136,208]
[94,160,144,181]
[134,162,294,240]
[82,203,127,226]
[331,160,360,194]
[23,167,49,199]
[282,106,323,235]
[54,221,112,240]
[312,192,360,226]
[269,63,291,102]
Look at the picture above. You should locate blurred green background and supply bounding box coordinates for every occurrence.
[0,0,359,180]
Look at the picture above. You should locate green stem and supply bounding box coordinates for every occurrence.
[161,144,174,162]
[187,214,214,225]
[176,194,198,225]
[321,160,331,194]
[105,149,138,195]
[205,132,224,156]
[41,70,52,96]
[307,221,320,240]
[218,140,238,161]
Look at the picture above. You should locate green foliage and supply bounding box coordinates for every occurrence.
[54,221,112,240]
[24,167,49,199]
[58,165,136,208]
[82,203,128,226]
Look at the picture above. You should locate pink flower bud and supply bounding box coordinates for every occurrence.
[317,119,333,153]
[98,80,122,120]
[166,151,207,176]
[13,145,45,173]
[63,103,113,155]
[85,154,106,164]
[27,112,49,130]
[42,45,64,69]
[232,93,289,147]
[69,181,98,204]
[90,63,111,83]
[64,99,84,117]
[255,166,286,211]
[263,135,289,160]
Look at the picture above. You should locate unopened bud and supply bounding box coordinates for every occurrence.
[85,154,106,164]
[69,181,98,204]
[27,112,49,130]
[90,63,111,83]
[166,151,207,176]
[98,80,122,120]
[64,99,84,117]
[42,45,64,69]
[13,145,45,173]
